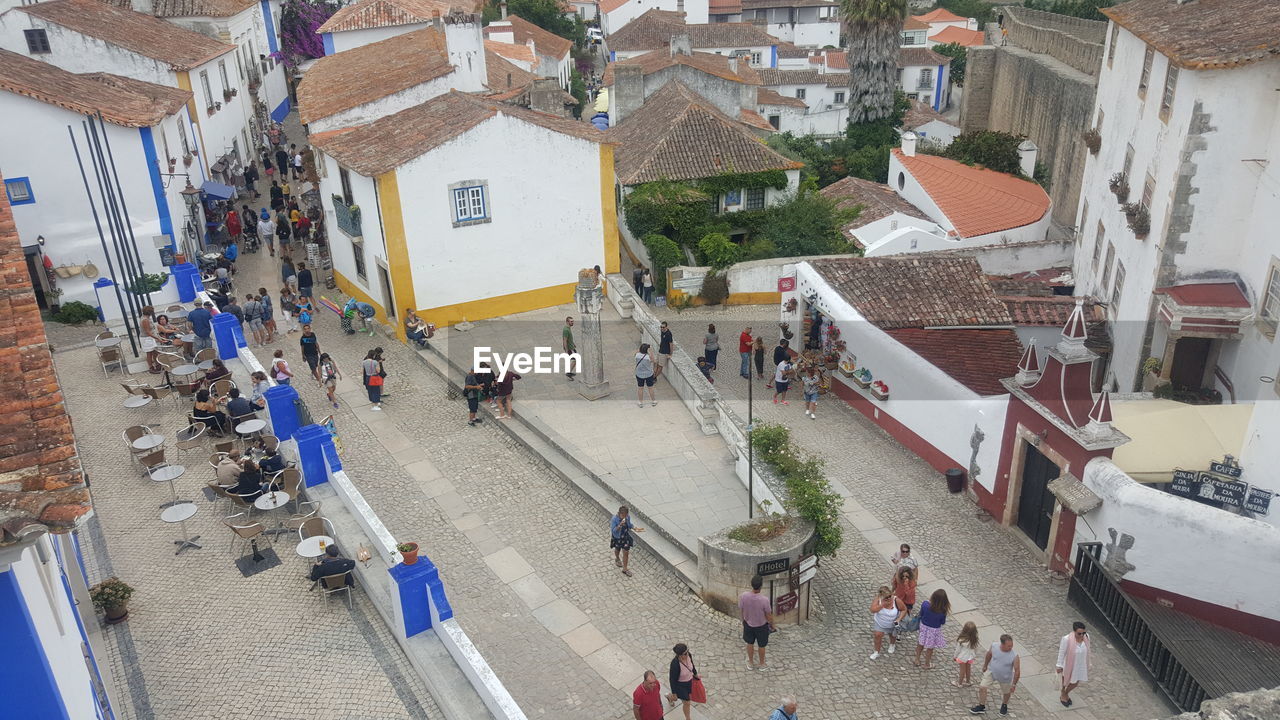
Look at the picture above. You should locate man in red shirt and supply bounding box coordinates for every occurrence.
[739,326,754,379]
[632,670,664,720]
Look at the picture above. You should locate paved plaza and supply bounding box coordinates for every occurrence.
[50,144,1173,718]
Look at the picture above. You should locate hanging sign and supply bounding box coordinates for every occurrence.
[775,592,798,614]
[778,277,796,292]
[1245,487,1274,516]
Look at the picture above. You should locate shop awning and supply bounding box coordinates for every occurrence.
[1155,282,1252,337]
[200,180,235,200]
[1109,400,1253,483]
[593,87,608,114]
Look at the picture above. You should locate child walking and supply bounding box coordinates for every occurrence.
[953,621,981,687]
[318,353,341,409]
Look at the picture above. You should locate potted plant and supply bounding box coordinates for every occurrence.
[1109,172,1129,202]
[870,380,890,401]
[1141,356,1163,392]
[1082,129,1101,155]
[397,542,419,565]
[223,88,233,102]
[823,351,839,370]
[783,297,798,313]
[838,355,856,378]
[852,367,872,389]
[90,577,134,624]
[1127,204,1151,238]
[45,286,63,314]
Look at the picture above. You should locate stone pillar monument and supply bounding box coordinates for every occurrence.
[574,269,610,400]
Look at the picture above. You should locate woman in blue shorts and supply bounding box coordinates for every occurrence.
[635,342,657,408]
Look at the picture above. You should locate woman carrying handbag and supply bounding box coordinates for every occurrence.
[667,643,704,720]
[362,349,385,411]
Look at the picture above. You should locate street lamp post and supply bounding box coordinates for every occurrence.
[180,180,201,259]
[747,367,754,520]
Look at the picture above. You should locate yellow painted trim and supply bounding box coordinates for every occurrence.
[176,71,209,170]
[330,269,388,323]
[666,290,782,307]
[420,282,578,329]
[376,170,414,343]
[600,145,620,275]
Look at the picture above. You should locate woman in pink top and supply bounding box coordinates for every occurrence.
[666,643,699,720]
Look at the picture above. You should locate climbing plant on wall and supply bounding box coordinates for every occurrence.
[277,0,341,70]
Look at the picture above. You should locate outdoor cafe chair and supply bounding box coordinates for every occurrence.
[319,573,353,608]
[222,513,271,557]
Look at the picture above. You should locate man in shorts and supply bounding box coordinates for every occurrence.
[243,294,266,347]
[972,634,1021,715]
[801,365,820,419]
[657,321,673,373]
[463,367,483,426]
[772,357,793,405]
[299,324,321,382]
[739,574,776,670]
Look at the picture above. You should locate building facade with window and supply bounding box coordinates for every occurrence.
[1072,0,1280,401]
[310,91,617,334]
[605,9,778,66]
[706,0,839,49]
[0,49,199,317]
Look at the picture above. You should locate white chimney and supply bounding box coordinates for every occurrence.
[131,0,154,14]
[901,131,918,157]
[500,1,508,18]
[1017,139,1038,178]
[669,33,691,57]
[727,56,738,74]
[443,11,487,92]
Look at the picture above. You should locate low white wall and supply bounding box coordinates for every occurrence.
[668,254,860,297]
[1079,458,1280,623]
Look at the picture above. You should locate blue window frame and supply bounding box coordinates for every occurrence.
[4,177,34,205]
[452,185,487,223]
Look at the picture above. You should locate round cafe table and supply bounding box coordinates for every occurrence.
[296,535,335,558]
[123,395,153,409]
[236,418,267,443]
[160,502,201,555]
[132,434,165,451]
[255,491,292,537]
[149,464,187,508]
[171,364,200,377]
[179,333,196,343]
[95,337,122,348]
[197,359,216,370]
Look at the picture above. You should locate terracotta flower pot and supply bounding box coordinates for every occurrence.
[104,604,129,624]
[399,543,419,565]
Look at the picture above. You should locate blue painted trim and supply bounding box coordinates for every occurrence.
[389,557,452,637]
[609,50,615,62]
[0,571,72,720]
[4,176,35,205]
[138,128,175,251]
[322,32,334,56]
[934,64,944,110]
[54,539,115,720]
[271,96,291,123]
[295,424,334,486]
[264,384,302,440]
[261,0,278,54]
[770,45,777,68]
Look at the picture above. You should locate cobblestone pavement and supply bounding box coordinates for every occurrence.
[216,239,1172,719]
[54,339,443,719]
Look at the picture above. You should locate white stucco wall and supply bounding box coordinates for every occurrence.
[794,262,1010,489]
[393,114,605,311]
[329,24,425,53]
[765,20,839,48]
[188,53,254,177]
[784,106,848,135]
[1073,23,1280,395]
[8,538,100,720]
[0,14,173,84]
[1079,457,1280,620]
[898,62,949,110]
[602,0,687,36]
[912,118,960,146]
[317,151,387,308]
[307,74,455,134]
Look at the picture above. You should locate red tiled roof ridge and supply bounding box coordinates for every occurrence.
[885,327,1023,395]
[929,25,985,47]
[491,14,573,59]
[913,8,966,23]
[0,50,191,127]
[317,0,481,33]
[1102,0,1280,70]
[603,47,762,86]
[892,149,1050,238]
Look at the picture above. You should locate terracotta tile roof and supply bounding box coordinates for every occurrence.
[602,48,762,85]
[985,267,1073,296]
[19,0,235,70]
[739,108,775,131]
[757,87,807,107]
[150,0,257,17]
[609,81,801,184]
[1102,0,1280,70]
[1156,282,1251,309]
[709,0,742,12]
[485,38,537,65]
[606,8,778,52]
[310,90,605,176]
[486,15,572,60]
[0,178,91,546]
[1000,296,1099,326]
[757,67,824,85]
[903,17,929,30]
[807,49,847,69]
[808,256,1012,329]
[819,175,929,231]
[885,328,1023,395]
[774,41,810,58]
[317,0,479,33]
[742,0,838,8]
[296,28,452,124]
[929,25,985,47]
[913,8,966,23]
[599,0,629,13]
[484,47,539,92]
[902,99,950,129]
[892,149,1050,238]
[0,50,190,127]
[898,46,950,67]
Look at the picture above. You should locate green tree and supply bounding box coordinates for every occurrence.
[937,0,994,27]
[569,69,587,119]
[1023,0,1115,21]
[483,0,586,46]
[757,178,859,257]
[934,42,967,86]
[941,130,1027,176]
[642,234,683,294]
[697,233,741,269]
[841,0,907,123]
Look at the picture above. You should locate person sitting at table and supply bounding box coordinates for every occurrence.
[215,449,244,486]
[231,458,264,502]
[249,370,271,410]
[154,314,182,343]
[259,446,286,477]
[309,545,355,587]
[202,358,231,389]
[194,389,229,436]
[225,388,255,422]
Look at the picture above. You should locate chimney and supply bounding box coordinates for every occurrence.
[614,64,644,125]
[727,56,738,74]
[1017,139,1038,178]
[131,0,154,14]
[500,1,508,18]
[669,34,691,57]
[530,77,568,117]
[443,11,487,92]
[900,131,918,157]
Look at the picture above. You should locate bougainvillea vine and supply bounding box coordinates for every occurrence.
[277,0,341,70]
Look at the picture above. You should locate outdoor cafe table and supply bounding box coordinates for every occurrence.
[296,535,335,559]
[254,491,291,537]
[131,434,165,451]
[95,337,122,348]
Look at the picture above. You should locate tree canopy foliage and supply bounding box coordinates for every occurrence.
[482,0,586,46]
[933,42,967,86]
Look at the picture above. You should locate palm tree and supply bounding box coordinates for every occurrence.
[842,0,907,124]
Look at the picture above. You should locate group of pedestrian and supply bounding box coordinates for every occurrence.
[630,266,654,304]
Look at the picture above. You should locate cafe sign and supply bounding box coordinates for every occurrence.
[1170,456,1270,516]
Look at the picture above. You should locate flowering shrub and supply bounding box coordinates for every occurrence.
[278,0,341,69]
[750,423,844,556]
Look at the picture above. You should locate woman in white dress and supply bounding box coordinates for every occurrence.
[1056,621,1090,707]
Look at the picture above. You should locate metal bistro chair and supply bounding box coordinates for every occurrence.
[99,347,127,377]
[95,330,116,342]
[173,381,200,403]
[297,516,335,543]
[206,480,233,514]
[175,423,208,462]
[258,435,280,454]
[123,425,150,465]
[284,501,320,533]
[142,386,173,407]
[137,448,166,479]
[319,573,353,608]
[193,348,218,368]
[222,513,272,557]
